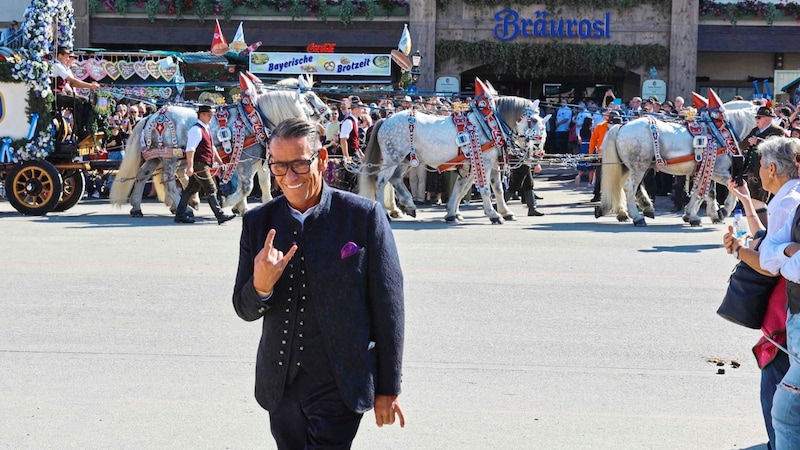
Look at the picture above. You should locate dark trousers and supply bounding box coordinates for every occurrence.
[269,370,363,450]
[762,351,791,449]
[56,93,93,140]
[555,131,569,154]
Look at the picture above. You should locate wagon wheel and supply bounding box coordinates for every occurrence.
[53,169,86,212]
[4,161,63,216]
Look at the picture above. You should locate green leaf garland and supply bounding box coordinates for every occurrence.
[436,40,669,79]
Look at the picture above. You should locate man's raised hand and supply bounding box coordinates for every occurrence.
[253,229,298,294]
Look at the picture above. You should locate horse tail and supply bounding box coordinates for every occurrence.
[599,124,626,215]
[110,120,145,206]
[358,118,384,200]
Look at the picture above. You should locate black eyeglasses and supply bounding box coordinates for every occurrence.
[268,152,318,176]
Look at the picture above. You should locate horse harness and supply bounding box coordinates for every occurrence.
[644,110,741,198]
[431,93,513,193]
[139,90,272,185]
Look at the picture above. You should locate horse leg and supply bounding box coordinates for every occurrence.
[491,168,515,221]
[682,189,704,227]
[254,160,273,203]
[480,183,504,224]
[706,183,722,224]
[130,158,160,217]
[636,184,655,219]
[161,158,180,214]
[388,166,417,218]
[231,163,255,215]
[445,169,470,223]
[622,170,647,226]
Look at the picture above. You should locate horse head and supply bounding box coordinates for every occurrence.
[304,91,331,124]
[516,100,550,158]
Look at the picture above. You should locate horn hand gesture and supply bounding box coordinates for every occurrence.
[253,229,298,295]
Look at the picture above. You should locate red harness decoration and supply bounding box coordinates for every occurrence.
[239,89,268,145]
[141,106,180,160]
[449,112,489,192]
[221,116,249,184]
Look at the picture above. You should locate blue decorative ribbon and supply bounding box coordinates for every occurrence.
[753,80,761,99]
[26,113,39,141]
[763,79,772,99]
[0,137,13,163]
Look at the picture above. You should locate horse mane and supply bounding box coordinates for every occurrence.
[495,96,532,126]
[255,89,309,125]
[724,101,757,138]
[276,78,299,86]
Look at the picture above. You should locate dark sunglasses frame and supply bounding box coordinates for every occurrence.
[268,151,319,176]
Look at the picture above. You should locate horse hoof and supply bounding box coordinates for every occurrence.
[644,210,655,219]
[490,216,504,224]
[712,218,723,224]
[407,209,417,218]
[130,209,143,218]
[594,206,604,219]
[682,215,690,223]
[718,207,728,221]
[503,214,516,221]
[445,215,457,223]
[616,214,630,222]
[689,219,702,227]
[633,218,647,227]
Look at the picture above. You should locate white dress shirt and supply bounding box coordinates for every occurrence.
[758,179,800,280]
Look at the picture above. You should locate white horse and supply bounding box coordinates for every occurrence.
[596,100,757,226]
[359,96,549,223]
[110,89,308,216]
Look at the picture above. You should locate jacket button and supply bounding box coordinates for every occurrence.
[285,309,290,313]
[258,307,265,314]
[278,361,283,366]
[299,321,304,326]
[299,346,304,351]
[279,350,284,355]
[289,274,294,279]
[281,340,286,345]
[289,287,293,291]
[300,308,304,313]
[283,330,288,334]
[296,362,301,366]
[299,333,303,338]
[301,296,306,300]
[285,320,289,324]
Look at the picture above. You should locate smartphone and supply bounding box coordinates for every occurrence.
[731,154,745,186]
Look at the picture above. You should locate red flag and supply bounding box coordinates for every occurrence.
[211,19,229,56]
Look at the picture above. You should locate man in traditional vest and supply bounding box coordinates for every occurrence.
[174,104,235,225]
[339,96,365,162]
[740,106,787,218]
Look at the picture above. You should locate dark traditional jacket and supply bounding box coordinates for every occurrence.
[232,183,404,413]
[741,124,786,173]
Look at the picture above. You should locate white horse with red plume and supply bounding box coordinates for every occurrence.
[595,88,757,226]
[110,72,312,216]
[359,78,549,223]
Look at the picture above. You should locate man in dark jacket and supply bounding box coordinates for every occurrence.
[232,118,405,449]
[740,106,787,215]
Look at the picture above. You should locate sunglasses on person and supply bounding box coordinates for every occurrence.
[268,151,319,176]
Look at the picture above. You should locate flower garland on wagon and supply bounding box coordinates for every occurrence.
[1,0,74,163]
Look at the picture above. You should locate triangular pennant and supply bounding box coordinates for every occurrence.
[707,88,723,110]
[239,72,256,94]
[691,92,708,109]
[474,77,489,98]
[230,22,247,54]
[211,19,229,56]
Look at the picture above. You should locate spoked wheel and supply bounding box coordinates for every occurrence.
[53,169,86,212]
[5,161,63,215]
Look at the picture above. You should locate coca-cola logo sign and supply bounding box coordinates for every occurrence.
[306,42,336,53]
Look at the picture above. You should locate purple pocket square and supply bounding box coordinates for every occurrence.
[340,242,361,259]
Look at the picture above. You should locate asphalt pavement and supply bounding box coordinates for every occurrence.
[0,173,772,449]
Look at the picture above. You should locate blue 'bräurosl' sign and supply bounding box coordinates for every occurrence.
[494,8,611,42]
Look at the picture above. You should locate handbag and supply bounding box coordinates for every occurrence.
[717,238,780,329]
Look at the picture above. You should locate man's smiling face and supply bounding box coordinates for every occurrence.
[269,135,327,213]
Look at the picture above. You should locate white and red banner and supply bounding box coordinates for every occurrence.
[249,52,391,76]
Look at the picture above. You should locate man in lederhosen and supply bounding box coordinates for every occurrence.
[174,104,236,225]
[740,106,787,223]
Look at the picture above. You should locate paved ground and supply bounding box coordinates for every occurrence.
[0,173,772,449]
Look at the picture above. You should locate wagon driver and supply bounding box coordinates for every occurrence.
[52,46,100,140]
[739,106,787,223]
